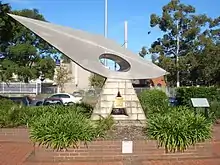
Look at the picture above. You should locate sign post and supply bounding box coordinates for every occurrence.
[191,98,210,118]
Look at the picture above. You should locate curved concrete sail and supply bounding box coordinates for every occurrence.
[8,14,167,79]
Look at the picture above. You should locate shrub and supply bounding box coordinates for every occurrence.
[138,89,169,116]
[0,100,59,128]
[29,106,97,150]
[95,115,114,137]
[209,100,220,120]
[89,73,106,88]
[29,106,113,150]
[176,87,220,106]
[0,99,28,128]
[0,99,95,128]
[147,106,212,153]
[74,102,94,118]
[25,106,58,126]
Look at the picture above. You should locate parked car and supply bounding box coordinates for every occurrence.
[0,95,32,106]
[43,98,64,106]
[30,99,44,106]
[72,91,83,97]
[48,93,82,104]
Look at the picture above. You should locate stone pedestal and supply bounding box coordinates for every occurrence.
[91,79,146,126]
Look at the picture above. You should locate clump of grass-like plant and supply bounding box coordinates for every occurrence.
[147,106,212,153]
[29,106,114,150]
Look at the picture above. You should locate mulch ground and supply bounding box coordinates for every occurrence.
[106,126,147,140]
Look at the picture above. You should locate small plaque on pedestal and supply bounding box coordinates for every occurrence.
[111,91,128,116]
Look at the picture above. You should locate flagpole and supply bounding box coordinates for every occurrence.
[124,21,128,49]
[104,0,108,66]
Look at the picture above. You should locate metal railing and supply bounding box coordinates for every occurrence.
[0,82,176,98]
[0,82,58,95]
[0,82,39,94]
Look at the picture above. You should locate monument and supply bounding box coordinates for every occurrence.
[91,79,146,125]
[8,14,167,125]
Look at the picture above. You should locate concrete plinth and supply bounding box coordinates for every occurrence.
[91,79,146,126]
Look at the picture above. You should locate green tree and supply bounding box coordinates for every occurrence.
[0,2,14,82]
[55,65,72,92]
[89,74,106,89]
[148,0,219,86]
[0,3,57,82]
[61,54,71,63]
[196,17,220,85]
[36,55,56,80]
[0,2,13,53]
[139,46,147,58]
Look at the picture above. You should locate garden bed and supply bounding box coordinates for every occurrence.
[105,126,146,140]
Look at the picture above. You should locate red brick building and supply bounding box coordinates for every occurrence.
[151,76,166,87]
[132,76,167,88]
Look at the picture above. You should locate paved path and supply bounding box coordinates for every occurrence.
[0,142,32,165]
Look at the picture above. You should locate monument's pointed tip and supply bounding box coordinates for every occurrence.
[7,13,18,19]
[7,13,13,16]
[7,13,22,19]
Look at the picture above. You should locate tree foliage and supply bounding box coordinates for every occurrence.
[89,74,106,89]
[60,54,71,63]
[55,65,72,92]
[0,2,57,82]
[0,2,13,52]
[149,0,220,86]
[139,46,148,58]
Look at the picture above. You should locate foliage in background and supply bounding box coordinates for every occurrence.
[89,73,106,89]
[0,2,13,53]
[139,46,148,58]
[0,2,58,82]
[0,99,29,127]
[138,89,169,116]
[0,100,53,128]
[0,98,115,150]
[55,64,72,92]
[148,0,220,86]
[74,102,94,118]
[147,106,212,153]
[60,54,71,63]
[176,87,220,106]
[209,100,220,121]
[0,99,96,128]
[95,115,114,138]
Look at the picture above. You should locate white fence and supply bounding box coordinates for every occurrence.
[0,82,176,97]
[0,82,58,95]
[0,82,39,94]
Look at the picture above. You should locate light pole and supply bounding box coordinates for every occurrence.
[104,0,108,66]
[114,21,128,71]
[124,21,128,49]
[176,22,180,87]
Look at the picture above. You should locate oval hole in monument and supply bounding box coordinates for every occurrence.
[99,53,131,72]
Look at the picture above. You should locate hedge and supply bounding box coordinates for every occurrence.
[138,89,169,116]
[176,87,220,106]
[0,99,94,128]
